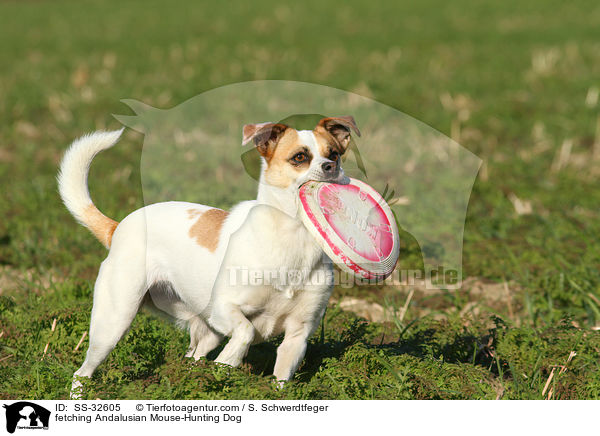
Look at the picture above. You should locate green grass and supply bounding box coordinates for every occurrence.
[1,0,600,399]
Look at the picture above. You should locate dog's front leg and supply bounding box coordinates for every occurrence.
[212,304,255,367]
[273,322,312,382]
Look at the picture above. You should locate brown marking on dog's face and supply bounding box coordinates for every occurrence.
[313,127,345,163]
[315,116,360,151]
[262,129,315,188]
[242,122,289,162]
[188,208,229,252]
[84,204,119,248]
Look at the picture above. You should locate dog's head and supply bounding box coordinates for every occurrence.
[242,116,360,189]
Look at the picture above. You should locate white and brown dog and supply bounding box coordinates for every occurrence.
[58,116,360,397]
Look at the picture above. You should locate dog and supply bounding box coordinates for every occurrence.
[58,116,360,397]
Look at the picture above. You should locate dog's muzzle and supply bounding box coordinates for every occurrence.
[299,160,349,187]
[321,160,338,178]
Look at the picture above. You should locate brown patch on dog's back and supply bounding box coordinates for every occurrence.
[84,204,119,248]
[188,208,229,252]
[187,209,204,219]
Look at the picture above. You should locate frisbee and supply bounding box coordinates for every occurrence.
[298,178,400,280]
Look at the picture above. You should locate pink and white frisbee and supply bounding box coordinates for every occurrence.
[298,178,400,281]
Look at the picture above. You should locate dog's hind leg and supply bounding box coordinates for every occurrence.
[185,317,200,358]
[185,316,223,360]
[71,258,147,398]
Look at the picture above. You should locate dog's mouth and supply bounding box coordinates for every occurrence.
[298,174,350,189]
[325,174,350,185]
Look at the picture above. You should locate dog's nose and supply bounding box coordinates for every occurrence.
[321,160,336,175]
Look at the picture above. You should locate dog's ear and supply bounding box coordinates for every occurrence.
[242,122,289,160]
[316,116,361,150]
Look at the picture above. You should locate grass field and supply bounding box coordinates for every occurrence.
[1,0,600,399]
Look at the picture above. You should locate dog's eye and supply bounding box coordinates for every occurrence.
[292,152,308,163]
[329,151,340,162]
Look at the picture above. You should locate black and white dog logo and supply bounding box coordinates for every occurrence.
[2,402,50,433]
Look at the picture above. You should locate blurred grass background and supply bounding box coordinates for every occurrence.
[1,0,599,399]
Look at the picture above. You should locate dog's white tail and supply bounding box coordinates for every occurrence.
[58,129,124,248]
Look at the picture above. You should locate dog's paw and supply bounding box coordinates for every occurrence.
[214,352,242,368]
[70,377,85,400]
[70,374,93,400]
[270,377,287,390]
[213,358,237,368]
